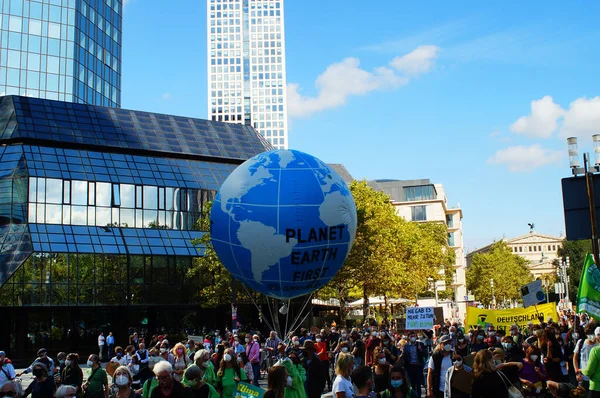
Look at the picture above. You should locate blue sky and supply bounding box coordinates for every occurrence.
[120,0,600,251]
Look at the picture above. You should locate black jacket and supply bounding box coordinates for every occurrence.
[150,380,194,398]
[304,357,325,398]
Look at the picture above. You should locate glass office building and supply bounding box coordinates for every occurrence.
[207,0,288,149]
[0,0,122,107]
[0,95,271,360]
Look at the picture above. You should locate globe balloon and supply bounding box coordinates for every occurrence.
[210,149,357,299]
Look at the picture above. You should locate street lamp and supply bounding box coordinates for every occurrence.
[427,278,439,306]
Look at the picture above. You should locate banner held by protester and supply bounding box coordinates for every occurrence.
[577,252,600,321]
[466,302,557,332]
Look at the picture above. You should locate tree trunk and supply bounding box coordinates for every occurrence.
[384,294,389,319]
[339,295,347,325]
[362,286,370,323]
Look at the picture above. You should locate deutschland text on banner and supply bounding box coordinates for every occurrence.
[465,302,557,333]
[577,253,600,321]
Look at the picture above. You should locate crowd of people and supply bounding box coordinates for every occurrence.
[0,313,599,398]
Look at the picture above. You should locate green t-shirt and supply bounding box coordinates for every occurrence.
[142,378,158,398]
[86,367,108,394]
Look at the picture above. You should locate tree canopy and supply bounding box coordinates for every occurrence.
[466,241,534,306]
[558,238,592,303]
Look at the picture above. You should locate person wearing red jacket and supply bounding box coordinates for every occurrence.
[315,334,330,391]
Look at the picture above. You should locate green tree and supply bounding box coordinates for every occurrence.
[317,180,453,322]
[558,239,592,303]
[466,241,534,306]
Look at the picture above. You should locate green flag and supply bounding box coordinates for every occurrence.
[577,253,600,320]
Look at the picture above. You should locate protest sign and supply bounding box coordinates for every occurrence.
[465,302,557,333]
[405,306,435,330]
[234,382,265,398]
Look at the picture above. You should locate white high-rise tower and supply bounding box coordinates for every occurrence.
[207,0,288,149]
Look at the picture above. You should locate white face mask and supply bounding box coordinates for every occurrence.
[245,338,250,342]
[202,360,211,368]
[87,360,94,367]
[115,375,129,387]
[286,376,293,387]
[444,344,452,352]
[410,337,416,343]
[65,360,71,367]
[453,359,462,367]
[294,341,300,346]
[316,338,322,343]
[371,332,377,337]
[224,354,232,362]
[237,356,242,363]
[530,355,538,362]
[378,358,386,365]
[341,347,349,353]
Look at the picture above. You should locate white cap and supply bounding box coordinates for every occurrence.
[594,327,600,337]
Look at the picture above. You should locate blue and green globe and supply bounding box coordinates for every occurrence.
[210,149,357,299]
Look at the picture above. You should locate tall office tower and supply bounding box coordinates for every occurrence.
[0,0,122,107]
[207,0,288,149]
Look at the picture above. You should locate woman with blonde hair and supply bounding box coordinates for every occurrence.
[332,352,354,398]
[470,349,509,398]
[171,343,190,383]
[109,366,137,398]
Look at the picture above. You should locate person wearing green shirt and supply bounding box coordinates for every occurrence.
[183,364,220,398]
[83,354,108,398]
[583,344,600,396]
[183,349,218,389]
[276,353,307,398]
[217,349,246,398]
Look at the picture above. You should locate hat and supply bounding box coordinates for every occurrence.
[37,348,47,356]
[438,335,452,344]
[300,340,315,351]
[492,348,505,358]
[594,327,600,337]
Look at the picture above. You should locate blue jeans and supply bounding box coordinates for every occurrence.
[252,362,261,386]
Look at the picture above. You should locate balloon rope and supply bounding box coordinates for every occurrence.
[286,293,314,337]
[266,296,280,337]
[289,304,313,338]
[284,299,291,338]
[239,283,276,333]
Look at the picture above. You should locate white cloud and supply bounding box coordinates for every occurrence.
[560,96,600,138]
[390,45,440,76]
[509,96,564,138]
[288,46,440,118]
[487,144,563,172]
[161,92,172,100]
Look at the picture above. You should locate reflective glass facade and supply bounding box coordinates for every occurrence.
[0,0,122,107]
[207,0,288,149]
[0,95,272,295]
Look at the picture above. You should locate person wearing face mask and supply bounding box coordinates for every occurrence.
[245,334,261,386]
[183,365,219,398]
[365,329,381,367]
[443,353,472,398]
[110,348,128,367]
[426,335,453,398]
[266,331,282,369]
[23,363,56,398]
[519,346,546,396]
[60,353,83,396]
[470,333,487,354]
[184,349,216,389]
[0,380,23,398]
[314,334,330,392]
[171,343,190,383]
[574,323,598,391]
[274,355,307,398]
[54,352,67,387]
[236,353,254,385]
[216,348,246,398]
[301,340,325,398]
[501,335,523,362]
[380,334,398,365]
[349,332,365,368]
[491,348,523,391]
[150,361,193,398]
[380,366,411,398]
[470,349,509,398]
[108,366,136,398]
[82,355,108,398]
[372,347,391,393]
[454,334,469,358]
[400,331,425,396]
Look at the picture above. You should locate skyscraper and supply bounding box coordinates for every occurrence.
[207,0,288,149]
[0,0,122,107]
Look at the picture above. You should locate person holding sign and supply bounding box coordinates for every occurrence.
[443,353,472,398]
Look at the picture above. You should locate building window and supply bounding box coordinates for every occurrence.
[404,185,436,201]
[519,247,523,252]
[538,245,542,252]
[529,246,532,252]
[446,214,454,228]
[448,232,455,247]
[411,205,426,221]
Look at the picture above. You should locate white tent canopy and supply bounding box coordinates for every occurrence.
[347,296,412,308]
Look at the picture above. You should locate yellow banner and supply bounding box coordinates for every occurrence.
[465,303,557,333]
